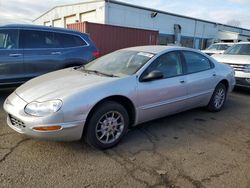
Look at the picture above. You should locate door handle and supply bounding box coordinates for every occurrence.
[9,53,22,57]
[213,73,217,77]
[180,80,185,84]
[51,52,61,55]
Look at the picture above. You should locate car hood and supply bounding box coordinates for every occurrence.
[212,54,250,65]
[15,68,115,102]
[202,50,224,54]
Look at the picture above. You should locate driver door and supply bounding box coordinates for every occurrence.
[136,51,188,124]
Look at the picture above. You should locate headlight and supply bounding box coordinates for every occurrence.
[24,100,62,117]
[244,65,250,73]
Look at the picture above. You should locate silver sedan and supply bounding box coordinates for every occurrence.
[4,46,235,149]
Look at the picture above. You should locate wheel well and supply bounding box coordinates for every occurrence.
[219,79,229,91]
[85,96,136,128]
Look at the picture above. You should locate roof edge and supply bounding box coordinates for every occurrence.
[33,0,104,22]
[33,0,250,32]
[105,0,250,32]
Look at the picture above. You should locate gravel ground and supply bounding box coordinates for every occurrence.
[0,88,249,188]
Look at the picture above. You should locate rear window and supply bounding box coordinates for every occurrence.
[54,33,87,48]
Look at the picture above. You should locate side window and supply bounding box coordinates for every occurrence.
[0,29,19,49]
[182,51,212,74]
[21,30,60,49]
[54,33,87,48]
[146,52,183,78]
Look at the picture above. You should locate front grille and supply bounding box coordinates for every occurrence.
[226,63,247,72]
[9,115,26,129]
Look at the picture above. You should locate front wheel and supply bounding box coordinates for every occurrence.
[207,83,227,112]
[84,101,129,149]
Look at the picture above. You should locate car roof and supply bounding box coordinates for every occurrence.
[237,42,250,44]
[0,24,88,36]
[211,43,234,45]
[121,45,189,54]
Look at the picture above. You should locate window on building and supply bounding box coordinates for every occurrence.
[159,34,175,45]
[181,37,194,48]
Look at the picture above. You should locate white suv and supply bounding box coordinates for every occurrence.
[212,42,250,88]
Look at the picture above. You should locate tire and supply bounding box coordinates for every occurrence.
[84,101,129,149]
[207,83,227,112]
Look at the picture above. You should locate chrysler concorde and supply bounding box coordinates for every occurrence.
[4,46,235,149]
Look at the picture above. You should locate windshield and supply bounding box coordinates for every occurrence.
[84,50,155,77]
[207,44,230,50]
[224,44,250,55]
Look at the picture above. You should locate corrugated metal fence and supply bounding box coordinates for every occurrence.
[67,22,159,55]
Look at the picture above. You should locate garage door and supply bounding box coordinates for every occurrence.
[44,21,51,26]
[80,10,96,22]
[53,19,63,28]
[64,15,76,26]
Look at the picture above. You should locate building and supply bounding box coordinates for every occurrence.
[33,0,250,49]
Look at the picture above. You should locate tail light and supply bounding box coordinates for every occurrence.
[93,51,101,59]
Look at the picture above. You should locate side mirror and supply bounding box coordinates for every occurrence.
[141,70,164,82]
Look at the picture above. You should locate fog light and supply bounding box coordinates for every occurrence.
[32,126,62,131]
[246,78,250,83]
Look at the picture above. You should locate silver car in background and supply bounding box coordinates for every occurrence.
[213,42,250,88]
[202,42,234,56]
[4,46,235,149]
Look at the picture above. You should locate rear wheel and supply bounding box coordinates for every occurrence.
[207,83,227,112]
[84,101,129,149]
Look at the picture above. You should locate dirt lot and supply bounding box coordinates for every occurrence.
[0,88,249,188]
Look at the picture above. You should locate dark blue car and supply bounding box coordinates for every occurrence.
[0,24,99,86]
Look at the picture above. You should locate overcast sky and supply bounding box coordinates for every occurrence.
[0,0,249,29]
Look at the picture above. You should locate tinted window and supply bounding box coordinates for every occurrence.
[0,29,19,49]
[146,52,183,78]
[183,51,211,74]
[21,30,60,48]
[219,44,230,50]
[54,33,87,48]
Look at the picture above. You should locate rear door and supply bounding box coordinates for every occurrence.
[137,51,188,124]
[53,32,91,65]
[181,51,216,107]
[0,29,24,85]
[20,29,64,80]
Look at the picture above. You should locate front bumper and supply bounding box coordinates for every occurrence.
[235,77,250,88]
[3,92,85,141]
[234,71,250,88]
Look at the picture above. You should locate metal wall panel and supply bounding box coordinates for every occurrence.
[67,22,159,55]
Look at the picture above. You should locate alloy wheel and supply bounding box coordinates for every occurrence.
[214,88,226,109]
[95,111,125,144]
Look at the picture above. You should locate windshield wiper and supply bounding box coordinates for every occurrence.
[81,68,117,77]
